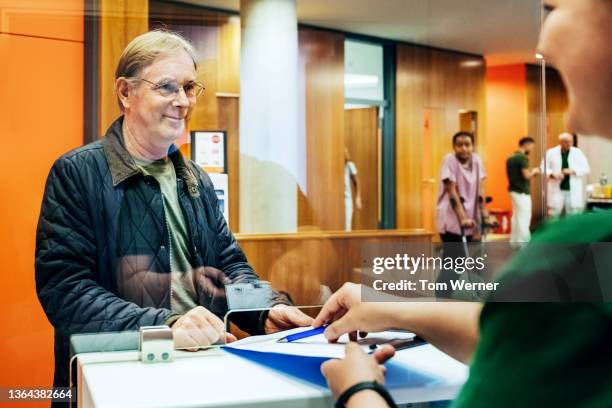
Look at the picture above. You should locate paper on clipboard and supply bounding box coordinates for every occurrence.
[225,327,419,359]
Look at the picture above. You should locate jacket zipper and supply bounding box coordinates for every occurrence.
[164,210,174,312]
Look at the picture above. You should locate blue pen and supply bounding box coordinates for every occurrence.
[277,326,327,343]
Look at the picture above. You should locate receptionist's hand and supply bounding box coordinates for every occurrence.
[321,342,394,400]
[172,306,236,350]
[264,304,314,334]
[313,283,394,342]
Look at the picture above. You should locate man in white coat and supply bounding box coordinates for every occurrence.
[544,133,590,216]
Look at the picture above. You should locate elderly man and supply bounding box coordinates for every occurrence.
[35,30,311,389]
[544,132,590,216]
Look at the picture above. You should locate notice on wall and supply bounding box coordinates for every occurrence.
[191,131,226,173]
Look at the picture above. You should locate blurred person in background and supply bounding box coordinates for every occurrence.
[435,131,497,298]
[344,148,362,231]
[506,136,539,244]
[436,131,497,244]
[544,132,590,216]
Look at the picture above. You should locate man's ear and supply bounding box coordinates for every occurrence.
[115,77,132,110]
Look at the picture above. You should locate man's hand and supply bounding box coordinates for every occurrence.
[562,168,575,176]
[171,306,236,351]
[321,342,395,399]
[552,172,565,180]
[313,283,394,342]
[355,196,363,210]
[264,304,314,334]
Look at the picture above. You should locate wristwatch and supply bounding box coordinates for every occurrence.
[335,381,397,408]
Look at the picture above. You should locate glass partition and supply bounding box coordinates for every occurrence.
[10,2,583,388]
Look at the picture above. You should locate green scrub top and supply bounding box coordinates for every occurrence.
[453,211,612,407]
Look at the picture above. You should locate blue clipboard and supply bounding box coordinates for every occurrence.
[223,347,443,389]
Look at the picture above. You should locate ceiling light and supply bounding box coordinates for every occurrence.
[460,60,482,68]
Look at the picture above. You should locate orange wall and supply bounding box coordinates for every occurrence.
[484,64,528,212]
[0,0,83,394]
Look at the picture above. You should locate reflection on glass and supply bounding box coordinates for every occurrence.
[344,40,385,231]
[345,41,384,101]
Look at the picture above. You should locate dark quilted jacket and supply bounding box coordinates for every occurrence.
[35,116,283,388]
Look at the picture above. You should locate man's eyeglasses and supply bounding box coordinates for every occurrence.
[136,78,205,99]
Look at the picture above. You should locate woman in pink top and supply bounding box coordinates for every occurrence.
[436,131,496,242]
[435,131,497,298]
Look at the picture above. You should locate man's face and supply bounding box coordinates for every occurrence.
[559,137,572,151]
[523,142,535,155]
[538,0,612,137]
[125,50,197,147]
[453,136,473,162]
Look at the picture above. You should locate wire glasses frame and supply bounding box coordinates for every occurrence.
[136,78,205,99]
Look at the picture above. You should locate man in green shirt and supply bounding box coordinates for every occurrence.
[314,0,612,406]
[506,137,539,244]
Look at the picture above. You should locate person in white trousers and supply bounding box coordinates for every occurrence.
[344,148,362,231]
[544,133,590,217]
[506,137,540,244]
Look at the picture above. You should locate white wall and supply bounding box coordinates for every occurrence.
[579,134,612,185]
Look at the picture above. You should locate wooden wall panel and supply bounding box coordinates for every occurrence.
[396,45,486,231]
[345,107,379,230]
[237,230,433,305]
[298,28,345,231]
[421,108,447,232]
[396,45,426,230]
[217,16,241,94]
[544,68,569,147]
[99,0,148,136]
[527,64,546,226]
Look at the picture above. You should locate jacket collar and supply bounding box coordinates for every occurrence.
[102,116,200,197]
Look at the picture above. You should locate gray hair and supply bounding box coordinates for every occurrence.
[115,29,198,110]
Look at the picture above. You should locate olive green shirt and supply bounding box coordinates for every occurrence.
[506,151,530,194]
[135,157,198,315]
[454,211,612,407]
